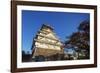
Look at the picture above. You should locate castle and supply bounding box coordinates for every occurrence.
[31,24,65,61]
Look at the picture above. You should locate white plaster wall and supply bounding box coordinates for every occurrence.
[0,0,100,73]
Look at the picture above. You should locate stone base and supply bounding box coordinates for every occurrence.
[33,48,63,57]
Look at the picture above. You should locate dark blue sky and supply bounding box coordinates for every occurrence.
[22,10,90,53]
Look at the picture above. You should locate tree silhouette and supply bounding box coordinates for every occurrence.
[22,50,32,62]
[22,50,26,55]
[65,20,90,59]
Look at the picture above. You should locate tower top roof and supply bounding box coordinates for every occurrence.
[41,24,54,30]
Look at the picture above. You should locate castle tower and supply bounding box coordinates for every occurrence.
[31,24,64,61]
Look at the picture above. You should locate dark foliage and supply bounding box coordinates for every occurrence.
[22,50,32,62]
[65,20,90,59]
